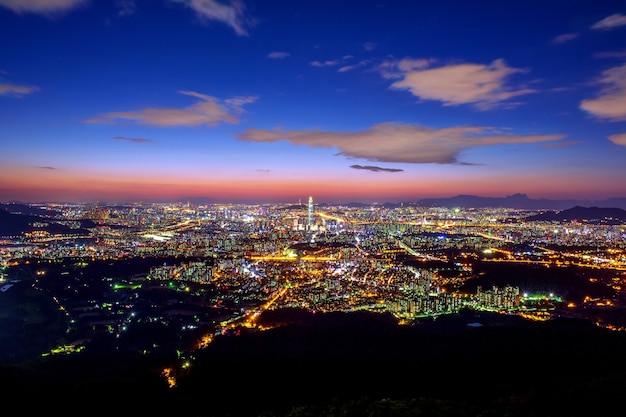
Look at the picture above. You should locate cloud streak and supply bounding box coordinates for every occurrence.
[551,33,580,45]
[591,13,626,30]
[267,51,289,59]
[238,122,564,164]
[0,0,87,15]
[0,82,39,97]
[384,58,536,109]
[172,0,251,36]
[608,133,626,146]
[580,64,626,121]
[350,165,403,173]
[85,91,257,127]
[113,136,152,143]
[594,49,626,59]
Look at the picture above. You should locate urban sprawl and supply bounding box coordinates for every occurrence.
[2,198,626,371]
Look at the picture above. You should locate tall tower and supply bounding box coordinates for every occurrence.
[307,196,314,230]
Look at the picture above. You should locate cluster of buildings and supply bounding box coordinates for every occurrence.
[2,197,626,324]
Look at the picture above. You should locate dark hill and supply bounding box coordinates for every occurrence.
[524,206,626,223]
[2,309,626,416]
[0,202,61,217]
[173,310,626,417]
[0,209,94,237]
[463,262,614,303]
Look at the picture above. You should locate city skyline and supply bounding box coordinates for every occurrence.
[1,0,626,204]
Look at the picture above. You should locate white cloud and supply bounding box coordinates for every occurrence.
[386,58,536,109]
[580,64,626,121]
[238,122,564,164]
[0,0,87,14]
[172,0,251,36]
[551,33,580,45]
[310,60,339,67]
[608,133,626,146]
[267,51,290,59]
[0,82,39,97]
[591,13,626,30]
[85,91,257,127]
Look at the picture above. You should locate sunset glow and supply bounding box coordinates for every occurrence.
[1,0,625,204]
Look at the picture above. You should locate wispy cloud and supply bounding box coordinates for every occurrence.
[594,49,626,59]
[172,0,252,36]
[338,60,369,73]
[85,91,257,127]
[310,60,340,68]
[591,13,626,30]
[383,58,536,110]
[267,51,290,59]
[0,82,39,97]
[115,0,136,16]
[38,166,57,170]
[0,0,87,15]
[113,136,152,143]
[580,64,626,121]
[238,122,564,164]
[608,133,626,146]
[312,55,370,73]
[550,33,580,45]
[350,165,403,173]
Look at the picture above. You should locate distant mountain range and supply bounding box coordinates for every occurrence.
[408,193,626,210]
[524,206,626,223]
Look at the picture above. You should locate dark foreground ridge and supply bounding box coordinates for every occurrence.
[2,309,626,417]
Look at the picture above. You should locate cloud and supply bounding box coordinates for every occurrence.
[591,13,626,30]
[267,51,290,59]
[85,91,257,127]
[0,0,87,15]
[385,58,536,109]
[38,166,57,170]
[311,60,339,68]
[550,33,580,45]
[172,0,252,36]
[580,64,626,121]
[338,60,369,73]
[350,165,404,173]
[0,82,39,97]
[594,49,626,59]
[113,136,152,143]
[312,55,360,71]
[608,133,626,146]
[238,122,564,164]
[115,0,136,16]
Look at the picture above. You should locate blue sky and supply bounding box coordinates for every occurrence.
[1,0,625,204]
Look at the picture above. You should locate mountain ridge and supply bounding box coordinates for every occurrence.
[411,193,626,210]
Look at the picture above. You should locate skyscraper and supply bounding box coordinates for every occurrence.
[307,196,313,230]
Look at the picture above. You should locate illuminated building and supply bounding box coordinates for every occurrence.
[307,196,314,230]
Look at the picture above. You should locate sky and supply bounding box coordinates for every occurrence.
[1,0,626,205]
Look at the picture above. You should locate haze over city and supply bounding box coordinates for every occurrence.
[1,0,626,204]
